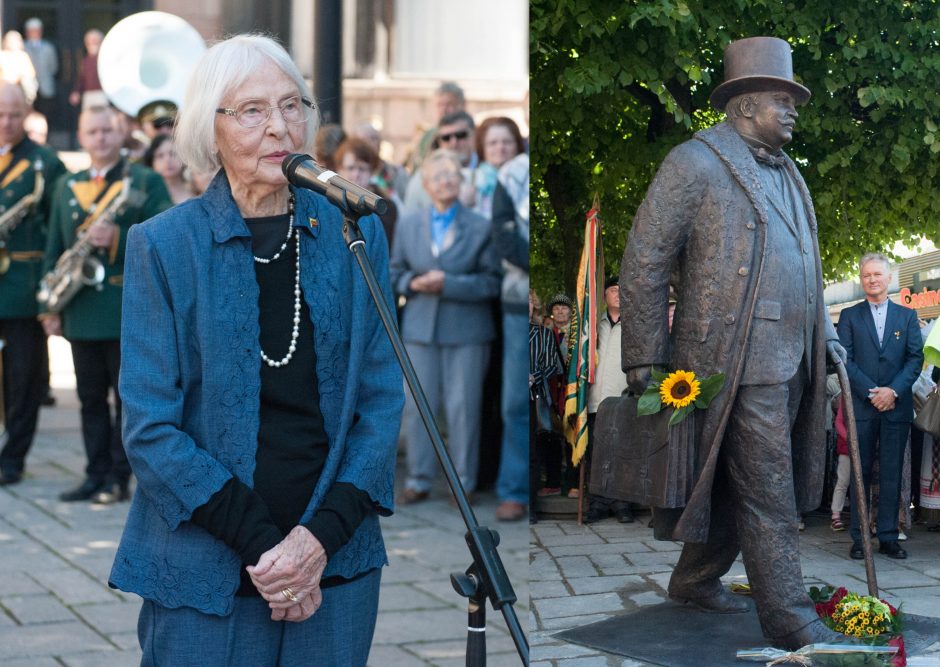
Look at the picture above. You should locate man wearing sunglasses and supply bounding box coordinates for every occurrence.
[403,111,477,214]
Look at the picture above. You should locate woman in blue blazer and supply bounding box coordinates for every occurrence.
[109,35,403,666]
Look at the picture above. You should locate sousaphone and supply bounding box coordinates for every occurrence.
[97,11,206,122]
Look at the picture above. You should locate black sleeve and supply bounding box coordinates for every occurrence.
[189,477,284,566]
[490,182,529,270]
[302,482,376,558]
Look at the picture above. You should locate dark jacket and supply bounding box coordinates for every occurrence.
[837,299,923,422]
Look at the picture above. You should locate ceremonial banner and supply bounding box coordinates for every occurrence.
[564,199,604,466]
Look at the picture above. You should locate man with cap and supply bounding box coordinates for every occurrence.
[620,37,846,648]
[585,276,633,523]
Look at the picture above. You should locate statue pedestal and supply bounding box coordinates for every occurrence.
[555,600,940,666]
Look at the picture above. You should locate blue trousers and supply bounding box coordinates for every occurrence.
[496,311,529,503]
[849,417,910,543]
[139,568,381,667]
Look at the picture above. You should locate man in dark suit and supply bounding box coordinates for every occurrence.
[837,253,923,560]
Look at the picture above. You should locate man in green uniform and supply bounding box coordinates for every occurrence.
[41,105,171,503]
[0,82,66,485]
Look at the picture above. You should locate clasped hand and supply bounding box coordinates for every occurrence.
[868,386,896,413]
[246,525,328,622]
[409,269,445,294]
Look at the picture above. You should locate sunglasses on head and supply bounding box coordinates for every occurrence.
[438,129,469,142]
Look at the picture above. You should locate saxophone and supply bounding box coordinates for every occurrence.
[37,164,140,314]
[0,159,45,275]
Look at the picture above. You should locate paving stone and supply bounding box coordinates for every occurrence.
[436,651,522,667]
[71,601,139,635]
[379,583,451,612]
[29,568,117,605]
[530,580,570,599]
[108,632,140,651]
[568,575,645,596]
[623,550,680,568]
[0,622,112,659]
[627,590,666,607]
[539,533,607,547]
[550,542,653,557]
[61,651,142,667]
[530,642,600,660]
[2,658,61,667]
[530,550,563,581]
[540,613,614,631]
[535,593,624,619]
[556,556,598,579]
[3,594,76,624]
[0,574,46,596]
[560,657,618,667]
[373,609,468,644]
[366,644,425,666]
[407,635,517,661]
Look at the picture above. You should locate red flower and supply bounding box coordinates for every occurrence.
[888,635,906,667]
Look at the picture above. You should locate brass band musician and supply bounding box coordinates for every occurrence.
[0,81,66,486]
[41,105,171,503]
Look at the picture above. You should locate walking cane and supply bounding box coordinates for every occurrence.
[831,353,879,597]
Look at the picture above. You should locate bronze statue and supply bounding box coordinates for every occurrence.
[619,36,848,649]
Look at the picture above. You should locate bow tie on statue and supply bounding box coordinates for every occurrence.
[746,143,787,168]
[747,144,786,167]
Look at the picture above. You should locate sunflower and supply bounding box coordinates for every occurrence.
[659,370,702,408]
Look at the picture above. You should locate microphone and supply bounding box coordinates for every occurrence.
[282,153,388,216]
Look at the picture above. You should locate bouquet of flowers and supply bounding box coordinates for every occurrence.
[636,368,726,425]
[810,586,905,667]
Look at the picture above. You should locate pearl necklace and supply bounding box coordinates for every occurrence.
[253,193,295,264]
[254,194,302,368]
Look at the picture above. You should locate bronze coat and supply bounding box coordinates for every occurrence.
[619,121,829,544]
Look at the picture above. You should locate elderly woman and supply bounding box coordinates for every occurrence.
[390,149,500,505]
[108,35,403,666]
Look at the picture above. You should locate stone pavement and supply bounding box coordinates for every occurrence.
[530,509,940,666]
[0,338,528,666]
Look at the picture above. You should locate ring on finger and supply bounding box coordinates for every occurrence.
[281,587,298,602]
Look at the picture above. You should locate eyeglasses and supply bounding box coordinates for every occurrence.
[216,95,314,128]
[438,129,469,143]
[427,170,460,183]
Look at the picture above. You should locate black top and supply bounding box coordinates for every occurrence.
[189,211,375,596]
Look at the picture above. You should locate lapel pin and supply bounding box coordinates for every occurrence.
[894,330,900,340]
[308,217,318,228]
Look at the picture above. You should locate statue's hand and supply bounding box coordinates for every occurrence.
[627,366,659,395]
[826,339,847,367]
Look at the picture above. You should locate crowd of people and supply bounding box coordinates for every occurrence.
[0,27,528,663]
[0,21,531,528]
[531,253,940,556]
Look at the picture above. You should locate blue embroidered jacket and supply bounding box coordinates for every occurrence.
[109,172,403,615]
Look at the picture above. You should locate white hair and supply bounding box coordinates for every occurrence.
[174,34,318,174]
[421,149,464,180]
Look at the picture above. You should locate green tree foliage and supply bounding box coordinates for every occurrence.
[531,0,940,298]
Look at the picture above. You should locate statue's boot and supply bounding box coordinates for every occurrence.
[667,585,749,614]
[772,618,849,650]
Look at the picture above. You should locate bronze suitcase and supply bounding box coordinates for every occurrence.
[588,394,697,509]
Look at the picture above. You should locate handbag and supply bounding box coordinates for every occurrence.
[914,387,940,438]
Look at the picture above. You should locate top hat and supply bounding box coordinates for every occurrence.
[709,37,811,110]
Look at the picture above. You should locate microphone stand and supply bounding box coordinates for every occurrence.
[336,198,528,666]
